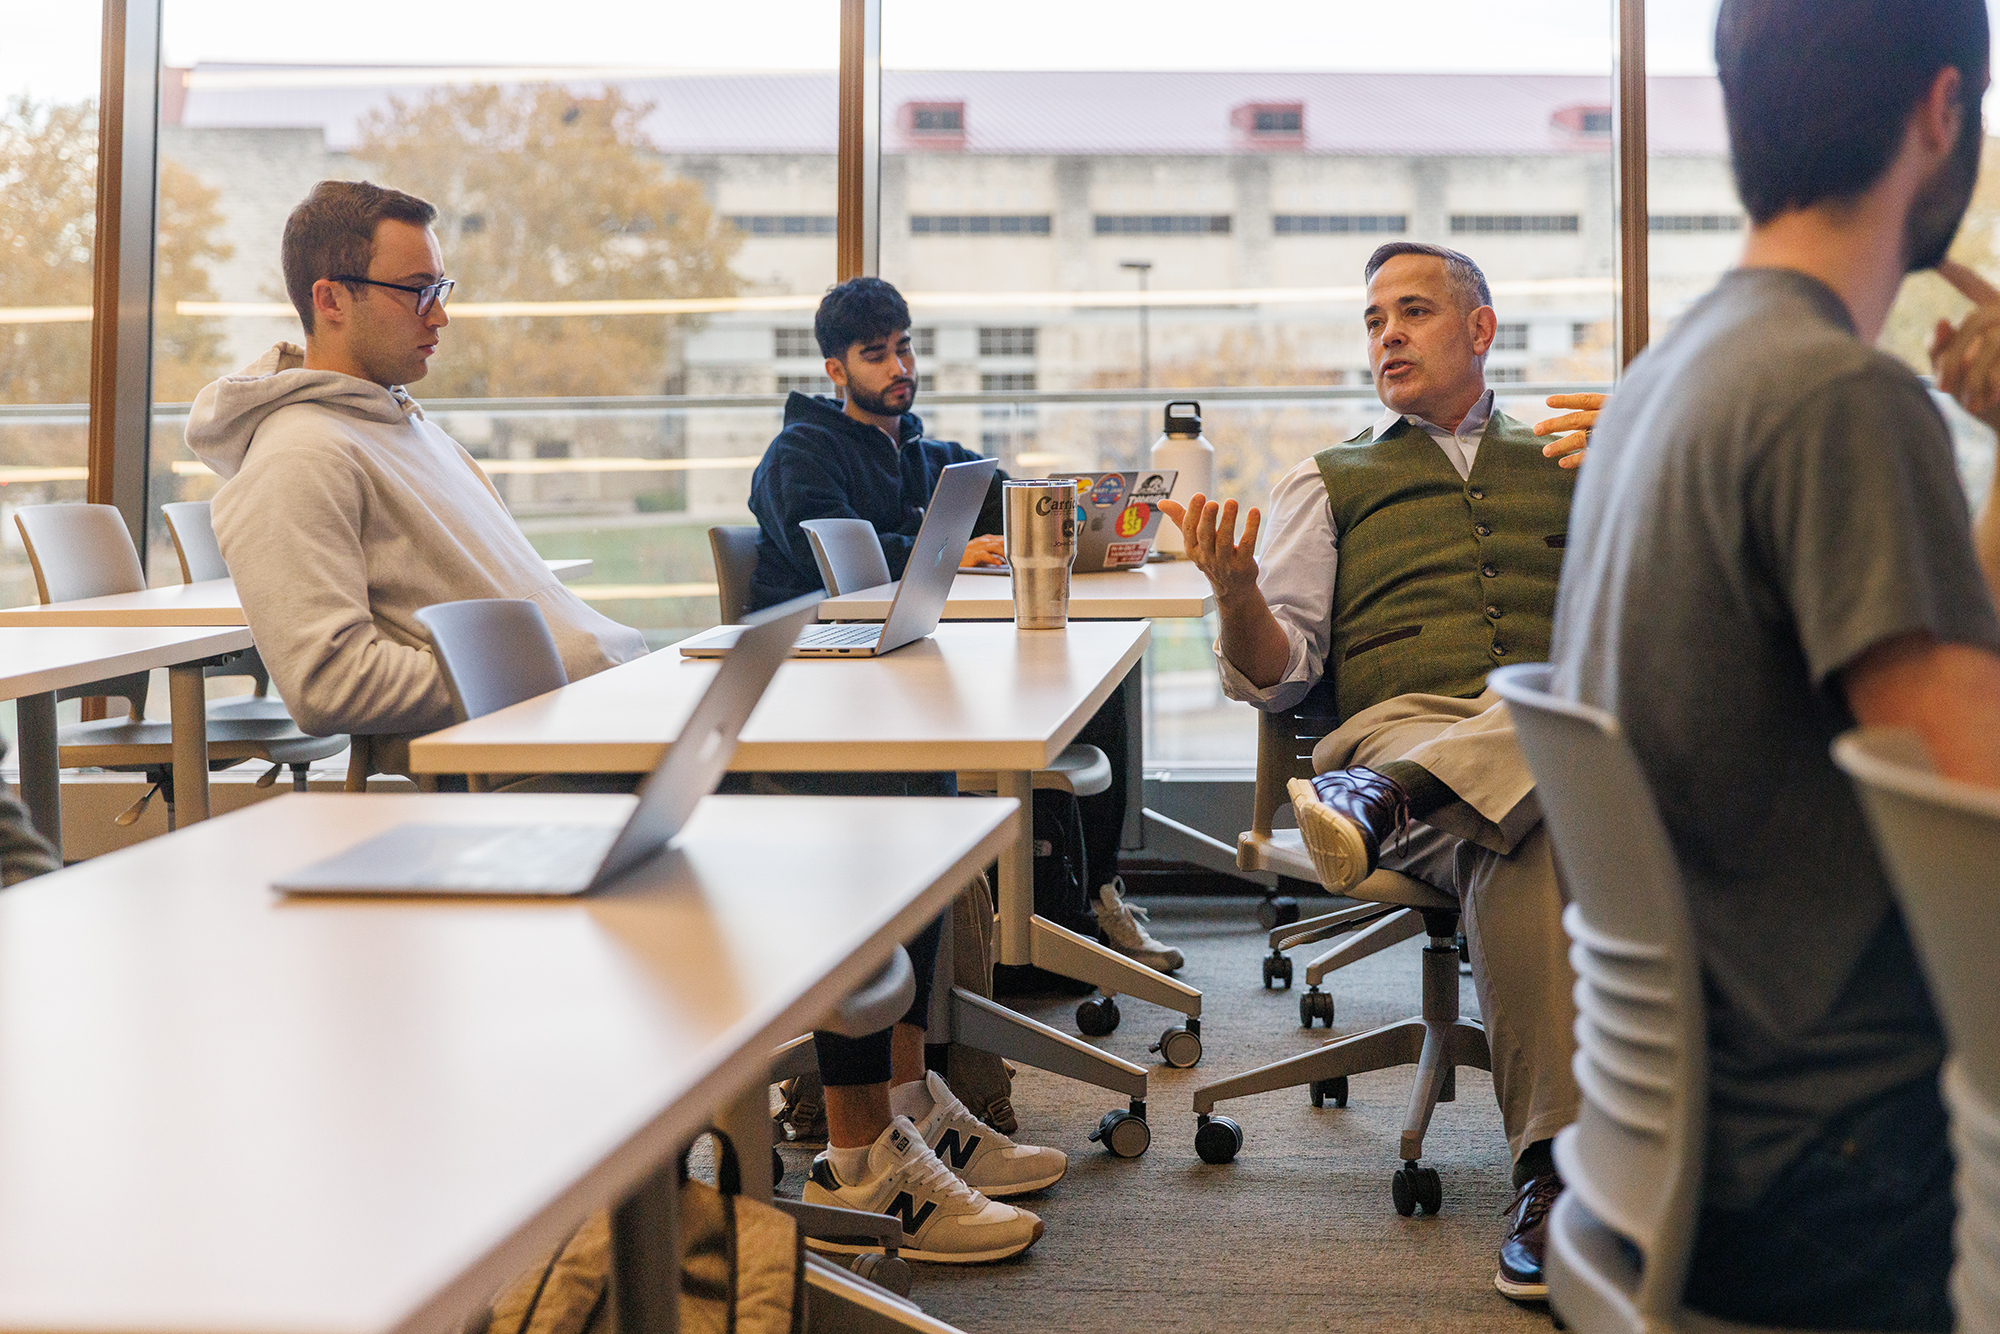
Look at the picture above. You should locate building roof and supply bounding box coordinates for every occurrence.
[173,64,1729,158]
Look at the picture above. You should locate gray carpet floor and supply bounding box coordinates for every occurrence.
[777,895,1559,1333]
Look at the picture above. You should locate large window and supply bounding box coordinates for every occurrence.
[881,0,1618,766]
[149,2,841,644]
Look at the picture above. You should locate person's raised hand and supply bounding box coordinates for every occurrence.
[1933,261,2000,426]
[961,533,1007,568]
[1159,494,1262,601]
[1533,391,1608,470]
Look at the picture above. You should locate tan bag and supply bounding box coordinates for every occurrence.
[945,870,1017,1134]
[481,1132,803,1334]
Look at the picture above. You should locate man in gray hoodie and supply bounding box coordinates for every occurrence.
[187,181,647,764]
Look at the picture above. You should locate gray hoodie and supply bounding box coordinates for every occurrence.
[187,343,648,742]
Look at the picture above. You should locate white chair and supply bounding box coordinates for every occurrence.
[1493,663,1844,1334]
[1836,728,2000,1334]
[707,525,762,624]
[158,500,293,724]
[801,517,891,595]
[13,504,344,827]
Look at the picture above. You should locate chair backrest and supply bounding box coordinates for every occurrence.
[414,599,570,723]
[13,504,146,603]
[708,525,762,624]
[1489,663,1708,1323]
[160,501,230,583]
[1250,679,1340,837]
[799,517,891,596]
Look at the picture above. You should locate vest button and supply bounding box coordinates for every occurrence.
[1491,643,1509,657]
[1481,563,1499,578]
[1469,487,1486,500]
[1485,604,1503,619]
[1475,523,1492,537]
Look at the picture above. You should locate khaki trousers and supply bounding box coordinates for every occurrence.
[1311,689,1580,1164]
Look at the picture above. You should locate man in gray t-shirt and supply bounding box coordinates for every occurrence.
[1552,0,2000,1325]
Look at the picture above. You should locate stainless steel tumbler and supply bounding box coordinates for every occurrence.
[1003,479,1077,629]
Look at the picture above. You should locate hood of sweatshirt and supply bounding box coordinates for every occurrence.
[186,343,424,481]
[781,390,927,453]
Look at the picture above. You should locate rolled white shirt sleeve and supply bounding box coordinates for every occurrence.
[1215,456,1340,712]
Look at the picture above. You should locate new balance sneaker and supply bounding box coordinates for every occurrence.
[904,1070,1066,1197]
[1095,877,1184,973]
[804,1116,1045,1264]
[1288,767,1411,894]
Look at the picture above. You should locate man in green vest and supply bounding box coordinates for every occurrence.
[1163,241,1599,1304]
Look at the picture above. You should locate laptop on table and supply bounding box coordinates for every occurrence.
[677,456,999,659]
[958,469,1176,575]
[273,594,822,897]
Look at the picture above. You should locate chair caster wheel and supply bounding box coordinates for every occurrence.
[849,1252,912,1298]
[1256,895,1301,930]
[1298,988,1335,1028]
[1194,1114,1242,1164]
[1262,952,1293,989]
[773,1147,785,1185]
[1151,1025,1202,1068]
[1076,994,1120,1037]
[1309,1076,1348,1108]
[1392,1161,1443,1216]
[1089,1105,1152,1158]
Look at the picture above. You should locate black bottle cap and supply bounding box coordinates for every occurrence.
[1164,400,1202,437]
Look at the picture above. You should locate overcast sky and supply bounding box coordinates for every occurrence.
[9,0,1726,105]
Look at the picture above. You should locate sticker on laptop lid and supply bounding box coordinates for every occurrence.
[1115,501,1150,538]
[1132,471,1175,501]
[1088,474,1126,508]
[1104,540,1151,567]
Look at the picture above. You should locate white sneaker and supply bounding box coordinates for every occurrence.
[803,1116,1045,1264]
[1095,877,1184,972]
[906,1070,1067,1197]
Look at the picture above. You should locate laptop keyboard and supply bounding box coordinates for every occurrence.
[436,823,621,890]
[799,623,882,648]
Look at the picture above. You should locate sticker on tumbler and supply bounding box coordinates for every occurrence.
[1105,541,1150,567]
[1115,502,1150,538]
[1089,474,1126,508]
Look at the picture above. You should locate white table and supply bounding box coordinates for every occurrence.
[0,559,593,627]
[816,560,1215,622]
[0,791,1014,1334]
[0,624,254,848]
[409,622,1199,1144]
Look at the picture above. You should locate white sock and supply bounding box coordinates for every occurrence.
[828,1143,874,1186]
[889,1076,934,1123]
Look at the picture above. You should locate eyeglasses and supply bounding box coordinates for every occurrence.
[332,275,455,315]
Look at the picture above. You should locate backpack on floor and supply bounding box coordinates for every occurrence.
[1032,787,1094,938]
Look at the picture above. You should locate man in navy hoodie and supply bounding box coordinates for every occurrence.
[747,277,1005,609]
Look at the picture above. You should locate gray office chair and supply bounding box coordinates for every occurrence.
[800,517,892,595]
[13,504,344,828]
[1837,728,2000,1334]
[1491,664,1825,1334]
[158,500,292,724]
[1192,679,1487,1215]
[708,525,762,624]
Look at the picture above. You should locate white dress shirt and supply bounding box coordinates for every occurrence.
[1215,390,1497,711]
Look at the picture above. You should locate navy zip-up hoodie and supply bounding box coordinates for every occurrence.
[747,392,1007,610]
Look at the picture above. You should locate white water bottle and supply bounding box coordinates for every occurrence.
[1149,400,1214,556]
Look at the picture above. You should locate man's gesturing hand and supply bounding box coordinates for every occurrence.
[1160,493,1263,600]
[1533,391,1608,469]
[1933,261,2000,426]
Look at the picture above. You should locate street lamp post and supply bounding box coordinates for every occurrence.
[1120,259,1153,389]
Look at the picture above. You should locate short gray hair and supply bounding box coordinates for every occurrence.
[1363,242,1493,315]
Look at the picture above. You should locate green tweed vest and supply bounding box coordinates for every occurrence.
[1316,410,1575,725]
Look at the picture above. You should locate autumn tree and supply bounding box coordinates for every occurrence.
[352,84,742,399]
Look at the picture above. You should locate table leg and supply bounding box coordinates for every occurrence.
[14,692,60,853]
[168,665,210,826]
[994,772,1033,967]
[714,1083,774,1202]
[609,1159,680,1334]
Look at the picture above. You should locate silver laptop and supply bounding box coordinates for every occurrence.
[273,594,822,897]
[677,456,999,659]
[959,469,1176,574]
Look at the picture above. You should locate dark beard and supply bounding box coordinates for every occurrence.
[1904,88,1985,273]
[845,378,916,418]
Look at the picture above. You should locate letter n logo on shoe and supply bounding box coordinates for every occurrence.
[934,1128,981,1171]
[886,1192,937,1236]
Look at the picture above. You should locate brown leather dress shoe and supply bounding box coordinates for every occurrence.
[1287,767,1410,893]
[1494,1171,1563,1301]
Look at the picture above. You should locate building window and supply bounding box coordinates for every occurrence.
[981,372,1037,392]
[1232,101,1305,142]
[1274,214,1407,235]
[912,328,936,357]
[1649,214,1746,233]
[979,327,1038,357]
[1573,322,1592,348]
[1581,110,1613,134]
[1552,104,1613,136]
[910,214,1051,236]
[774,328,819,359]
[726,214,837,237]
[918,373,935,393]
[1450,214,1580,234]
[1487,367,1528,384]
[1093,215,1232,235]
[908,103,964,135]
[1493,323,1529,352]
[1254,107,1302,134]
[534,440,572,459]
[776,373,833,395]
